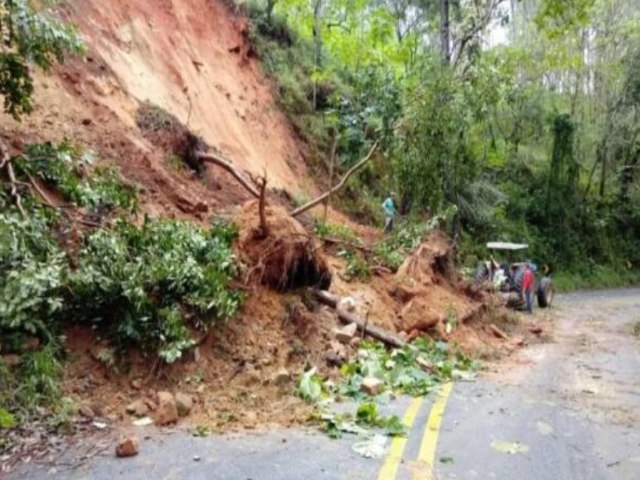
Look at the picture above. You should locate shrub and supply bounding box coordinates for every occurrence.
[68,218,244,362]
[15,142,137,213]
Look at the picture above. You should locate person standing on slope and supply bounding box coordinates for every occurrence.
[382,192,397,233]
[522,262,536,313]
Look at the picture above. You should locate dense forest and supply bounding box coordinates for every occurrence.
[245,0,640,288]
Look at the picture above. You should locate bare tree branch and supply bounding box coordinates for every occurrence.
[197,151,260,198]
[291,142,378,217]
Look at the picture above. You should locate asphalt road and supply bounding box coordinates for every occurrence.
[13,288,640,480]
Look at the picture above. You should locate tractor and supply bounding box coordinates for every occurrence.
[473,242,554,309]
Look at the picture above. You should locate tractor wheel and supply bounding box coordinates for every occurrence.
[537,277,554,308]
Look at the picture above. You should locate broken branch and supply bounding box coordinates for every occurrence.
[313,289,406,348]
[197,150,260,198]
[291,142,378,217]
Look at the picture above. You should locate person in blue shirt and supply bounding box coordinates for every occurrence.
[382,192,397,233]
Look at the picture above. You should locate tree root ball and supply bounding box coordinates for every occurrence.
[234,201,332,290]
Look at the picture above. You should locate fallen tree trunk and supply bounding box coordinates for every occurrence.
[197,151,260,198]
[313,289,406,348]
[291,142,378,217]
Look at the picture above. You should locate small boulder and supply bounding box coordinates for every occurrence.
[78,404,95,419]
[333,323,358,344]
[175,392,193,417]
[115,437,139,458]
[272,368,290,387]
[330,340,347,359]
[338,297,357,312]
[154,391,178,425]
[360,377,384,396]
[126,399,150,417]
[130,378,142,390]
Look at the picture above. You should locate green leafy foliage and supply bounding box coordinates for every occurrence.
[244,0,640,285]
[16,142,137,213]
[338,339,478,399]
[0,407,15,429]
[2,142,243,364]
[0,0,84,119]
[355,402,406,437]
[68,217,243,362]
[341,248,371,282]
[0,208,66,344]
[0,344,70,429]
[297,367,325,402]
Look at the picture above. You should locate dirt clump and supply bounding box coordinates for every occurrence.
[136,102,208,176]
[234,201,332,290]
[115,437,139,458]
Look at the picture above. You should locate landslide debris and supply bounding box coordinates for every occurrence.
[234,200,332,290]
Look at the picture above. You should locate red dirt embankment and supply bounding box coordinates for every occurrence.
[1,0,316,217]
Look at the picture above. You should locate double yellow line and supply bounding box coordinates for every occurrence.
[377,382,454,480]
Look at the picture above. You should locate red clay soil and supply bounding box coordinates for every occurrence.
[1,0,318,221]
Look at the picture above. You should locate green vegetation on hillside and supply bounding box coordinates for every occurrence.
[1,143,243,429]
[242,0,640,283]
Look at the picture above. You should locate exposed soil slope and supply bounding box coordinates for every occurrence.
[1,0,314,218]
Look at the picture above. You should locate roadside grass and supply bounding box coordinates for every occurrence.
[632,322,640,337]
[552,266,640,293]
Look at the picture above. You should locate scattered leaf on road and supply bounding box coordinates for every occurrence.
[352,434,388,459]
[491,440,530,454]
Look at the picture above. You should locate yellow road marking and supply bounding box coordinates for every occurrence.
[377,396,424,480]
[417,382,454,469]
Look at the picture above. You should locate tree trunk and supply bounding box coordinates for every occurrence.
[440,0,450,65]
[312,0,323,111]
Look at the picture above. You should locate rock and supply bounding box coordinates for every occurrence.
[126,399,150,417]
[338,297,357,312]
[393,283,422,303]
[349,337,361,348]
[131,379,142,390]
[272,368,290,387]
[330,340,347,359]
[529,325,543,335]
[1,354,21,367]
[154,392,178,425]
[399,299,442,332]
[144,399,158,411]
[193,347,201,363]
[78,404,95,419]
[360,377,384,396]
[115,437,139,458]
[175,392,193,417]
[333,323,358,344]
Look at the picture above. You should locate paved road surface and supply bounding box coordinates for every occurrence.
[13,288,640,479]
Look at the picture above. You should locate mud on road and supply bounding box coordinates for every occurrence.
[10,289,640,480]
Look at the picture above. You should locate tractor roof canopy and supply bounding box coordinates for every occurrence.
[486,242,529,250]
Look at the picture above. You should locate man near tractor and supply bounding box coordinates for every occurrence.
[522,263,536,313]
[382,192,397,233]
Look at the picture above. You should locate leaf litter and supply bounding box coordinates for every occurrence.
[297,337,480,457]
